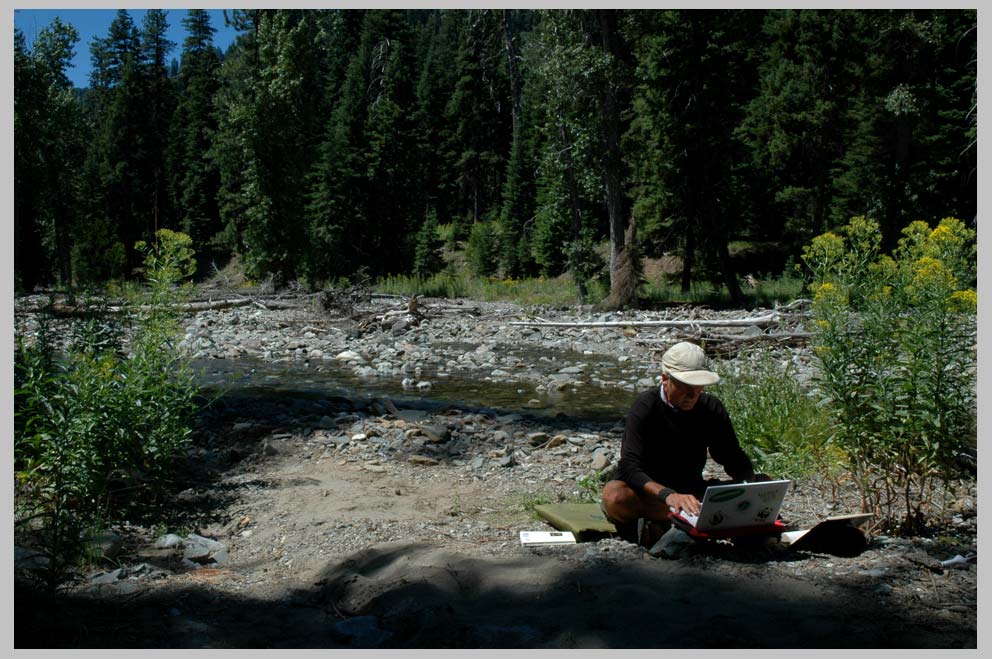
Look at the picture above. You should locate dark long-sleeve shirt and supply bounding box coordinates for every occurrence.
[614,387,755,498]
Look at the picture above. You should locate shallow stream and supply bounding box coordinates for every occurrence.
[191,356,639,423]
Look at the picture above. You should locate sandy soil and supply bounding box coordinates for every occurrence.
[15,404,977,649]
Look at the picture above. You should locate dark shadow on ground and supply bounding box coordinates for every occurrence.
[15,541,975,649]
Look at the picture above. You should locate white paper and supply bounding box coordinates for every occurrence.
[519,531,576,546]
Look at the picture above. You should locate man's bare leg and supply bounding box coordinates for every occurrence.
[601,480,671,525]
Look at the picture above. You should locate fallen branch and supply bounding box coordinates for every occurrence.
[636,330,813,345]
[508,312,781,329]
[15,296,304,316]
[637,329,813,358]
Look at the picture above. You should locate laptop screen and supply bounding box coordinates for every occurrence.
[680,480,791,532]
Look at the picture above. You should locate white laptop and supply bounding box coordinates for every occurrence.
[672,480,791,532]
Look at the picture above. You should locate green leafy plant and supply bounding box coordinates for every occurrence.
[802,216,977,533]
[574,469,611,503]
[712,352,839,483]
[15,230,200,592]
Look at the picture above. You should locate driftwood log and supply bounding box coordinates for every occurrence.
[637,331,813,358]
[15,296,302,316]
[507,312,782,329]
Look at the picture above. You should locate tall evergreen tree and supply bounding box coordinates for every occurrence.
[77,9,144,281]
[304,10,421,282]
[138,9,178,242]
[167,9,222,267]
[413,10,463,231]
[14,20,86,288]
[625,10,764,302]
[590,9,637,308]
[235,9,330,283]
[443,10,512,236]
[211,10,269,259]
[526,10,612,299]
[738,10,872,251]
[867,10,977,238]
[496,9,538,278]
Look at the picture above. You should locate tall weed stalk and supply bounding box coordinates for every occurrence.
[803,217,976,533]
[14,230,200,592]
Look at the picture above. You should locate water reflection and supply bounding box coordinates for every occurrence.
[191,357,634,423]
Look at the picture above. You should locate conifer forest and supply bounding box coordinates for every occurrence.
[14,9,977,305]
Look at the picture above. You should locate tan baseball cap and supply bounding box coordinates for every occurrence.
[661,341,720,386]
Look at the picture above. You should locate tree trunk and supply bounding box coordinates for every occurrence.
[716,235,744,305]
[681,228,695,294]
[595,9,631,304]
[558,117,587,305]
[502,10,522,136]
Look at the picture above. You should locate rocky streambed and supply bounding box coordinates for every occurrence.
[13,292,977,648]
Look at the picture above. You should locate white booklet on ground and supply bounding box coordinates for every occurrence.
[519,531,576,546]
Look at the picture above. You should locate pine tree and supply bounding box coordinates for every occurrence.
[14,20,87,288]
[443,10,512,238]
[413,10,463,231]
[236,10,330,283]
[625,10,764,302]
[138,9,178,243]
[304,10,421,282]
[738,10,872,248]
[77,9,145,281]
[211,11,267,259]
[867,10,977,238]
[497,9,538,278]
[167,9,222,268]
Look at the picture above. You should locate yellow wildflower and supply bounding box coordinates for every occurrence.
[947,289,978,313]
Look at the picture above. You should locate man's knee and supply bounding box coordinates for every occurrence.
[601,480,635,508]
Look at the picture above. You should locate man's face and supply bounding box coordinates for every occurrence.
[663,373,704,410]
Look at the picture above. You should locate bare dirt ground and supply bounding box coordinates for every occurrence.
[15,401,977,649]
[13,292,978,649]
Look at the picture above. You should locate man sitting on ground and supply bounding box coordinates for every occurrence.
[601,341,767,552]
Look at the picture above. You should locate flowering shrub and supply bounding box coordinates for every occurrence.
[803,217,976,532]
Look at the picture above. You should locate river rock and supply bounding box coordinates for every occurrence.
[89,568,123,585]
[154,533,185,549]
[527,432,550,446]
[85,530,123,560]
[14,546,49,571]
[420,425,451,443]
[591,452,611,471]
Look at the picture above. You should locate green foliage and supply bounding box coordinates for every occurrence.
[464,221,500,277]
[375,272,607,306]
[803,216,977,533]
[14,9,978,299]
[14,230,200,591]
[574,470,611,503]
[413,210,445,277]
[167,9,223,269]
[640,272,804,308]
[14,20,87,289]
[565,230,606,296]
[623,9,763,303]
[712,353,837,481]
